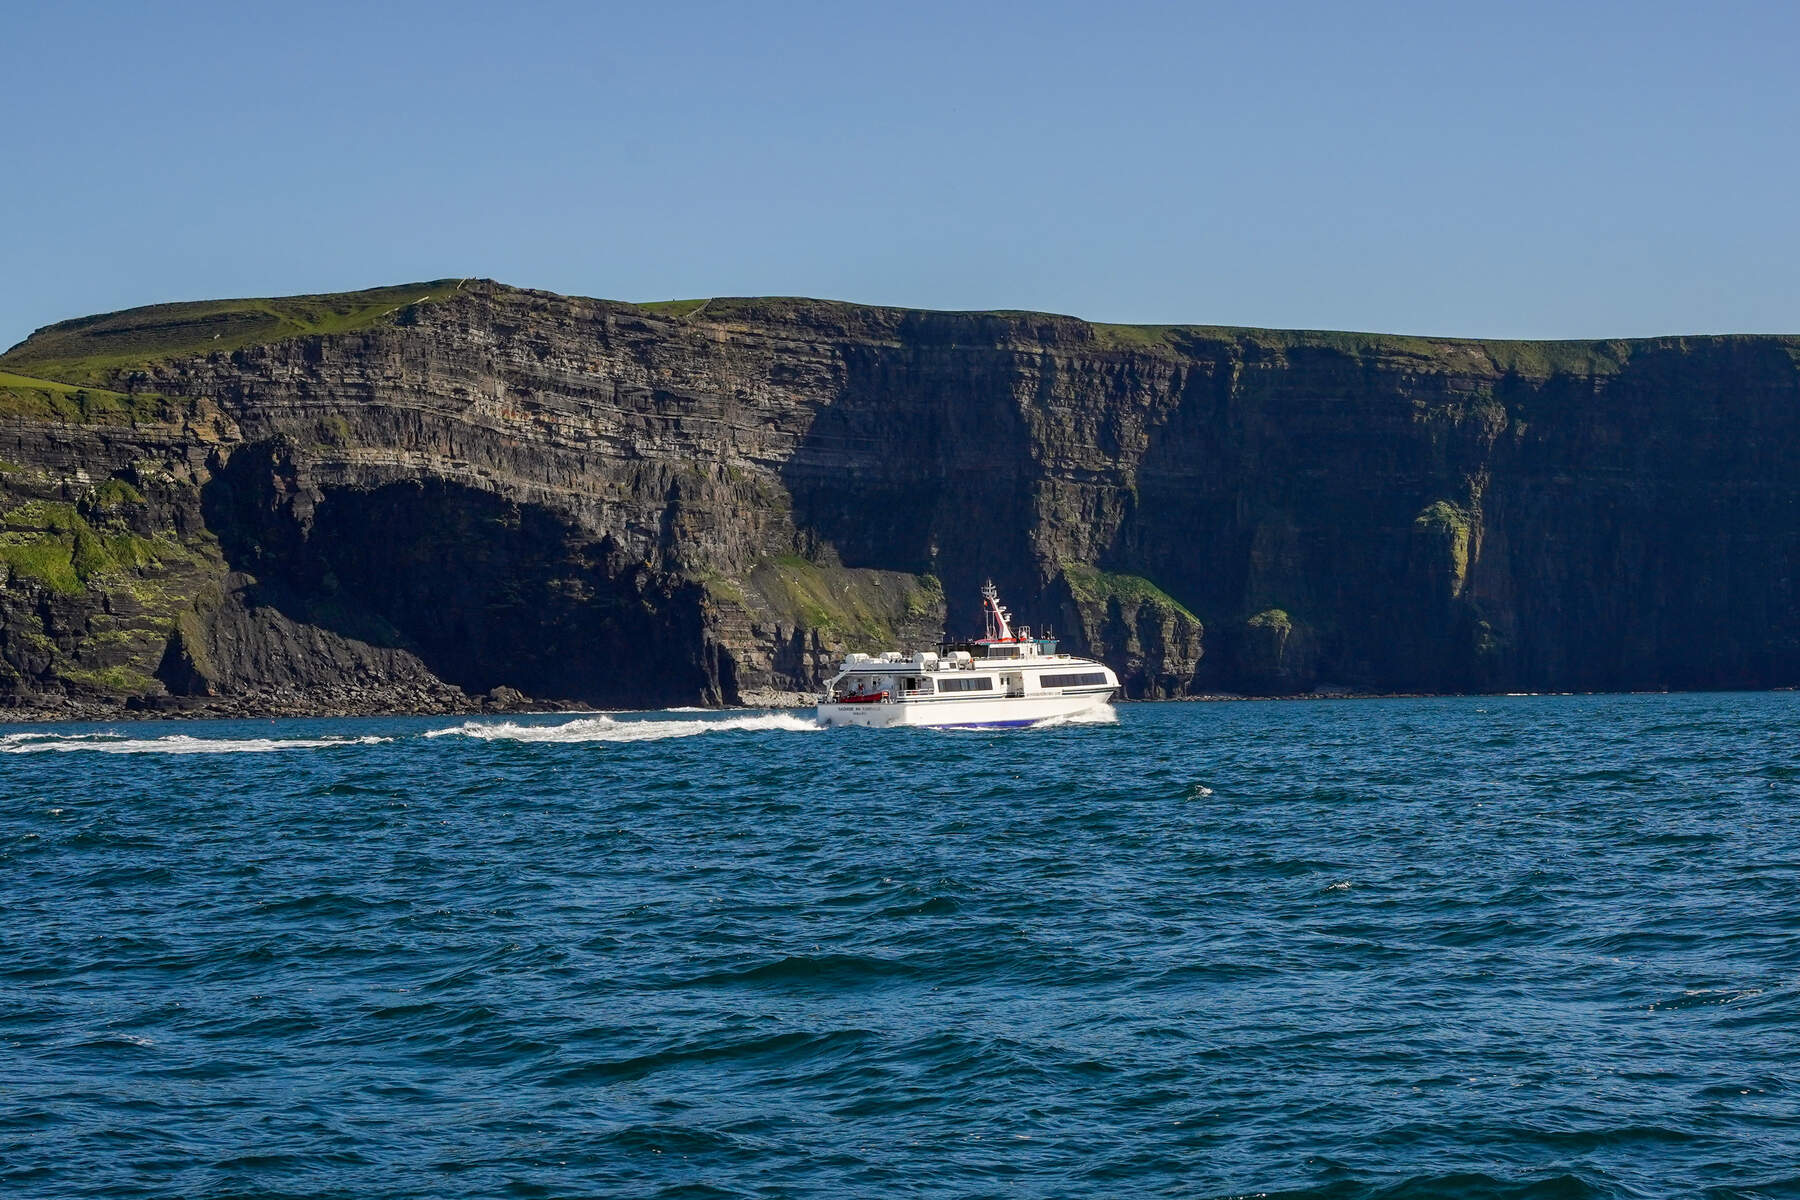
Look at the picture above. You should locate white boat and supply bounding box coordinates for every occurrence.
[816,580,1119,728]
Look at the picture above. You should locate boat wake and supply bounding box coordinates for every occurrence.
[425,712,826,743]
[1031,705,1119,728]
[921,706,1120,734]
[0,732,392,755]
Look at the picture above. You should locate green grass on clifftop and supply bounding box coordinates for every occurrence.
[15,279,1797,394]
[629,294,1680,378]
[1089,323,1640,377]
[0,371,178,424]
[631,299,714,319]
[1,280,465,388]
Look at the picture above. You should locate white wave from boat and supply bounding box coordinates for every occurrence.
[0,732,392,755]
[1031,705,1119,728]
[927,704,1120,734]
[426,712,826,743]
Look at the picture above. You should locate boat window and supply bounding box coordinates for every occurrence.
[938,676,994,693]
[1038,671,1109,688]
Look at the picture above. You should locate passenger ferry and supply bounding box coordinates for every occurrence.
[817,580,1119,728]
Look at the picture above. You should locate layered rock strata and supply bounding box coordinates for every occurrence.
[2,281,1797,716]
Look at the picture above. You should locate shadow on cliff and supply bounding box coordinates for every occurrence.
[1116,335,1800,693]
[777,318,1047,635]
[196,441,731,706]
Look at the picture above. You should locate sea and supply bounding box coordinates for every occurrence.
[3,693,1798,1199]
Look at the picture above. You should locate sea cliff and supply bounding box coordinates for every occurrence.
[3,280,1798,716]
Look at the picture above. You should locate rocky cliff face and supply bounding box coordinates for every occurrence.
[3,280,1798,716]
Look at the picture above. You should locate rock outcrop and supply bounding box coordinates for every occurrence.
[3,280,1799,716]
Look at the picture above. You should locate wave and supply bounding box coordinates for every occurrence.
[1031,705,1119,728]
[1224,1171,1607,1199]
[667,952,919,990]
[0,732,391,755]
[926,706,1120,733]
[425,712,825,743]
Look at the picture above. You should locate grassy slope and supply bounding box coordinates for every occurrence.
[1060,563,1199,622]
[633,297,1795,378]
[1,280,465,388]
[0,370,181,423]
[0,497,163,595]
[745,556,943,646]
[1084,321,1646,375]
[0,483,220,698]
[6,278,1794,399]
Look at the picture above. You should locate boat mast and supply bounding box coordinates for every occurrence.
[981,579,1014,641]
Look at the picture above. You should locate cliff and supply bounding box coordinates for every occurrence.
[3,279,1798,716]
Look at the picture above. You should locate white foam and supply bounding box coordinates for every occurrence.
[0,730,75,745]
[425,712,825,743]
[0,733,392,755]
[927,705,1121,733]
[1031,705,1120,728]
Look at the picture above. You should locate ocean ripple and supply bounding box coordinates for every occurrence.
[3,694,1799,1198]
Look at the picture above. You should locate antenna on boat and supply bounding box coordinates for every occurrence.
[981,578,1014,641]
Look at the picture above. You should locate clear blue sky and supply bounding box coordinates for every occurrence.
[7,0,1798,350]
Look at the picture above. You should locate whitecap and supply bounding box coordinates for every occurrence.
[425,712,825,743]
[1,734,392,755]
[1030,706,1120,728]
[924,706,1120,733]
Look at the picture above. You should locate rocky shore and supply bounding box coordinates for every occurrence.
[0,683,540,724]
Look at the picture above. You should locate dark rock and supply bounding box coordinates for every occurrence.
[3,280,1800,717]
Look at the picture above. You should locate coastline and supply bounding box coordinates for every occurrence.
[1,685,1766,727]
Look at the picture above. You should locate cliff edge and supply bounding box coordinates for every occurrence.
[3,279,1797,716]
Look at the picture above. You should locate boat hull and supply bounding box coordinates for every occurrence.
[816,690,1114,729]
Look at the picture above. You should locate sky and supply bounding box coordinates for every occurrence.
[5,0,1798,349]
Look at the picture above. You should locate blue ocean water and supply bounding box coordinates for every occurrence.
[3,694,1798,1199]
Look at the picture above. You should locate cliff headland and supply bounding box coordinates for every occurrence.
[3,279,1797,718]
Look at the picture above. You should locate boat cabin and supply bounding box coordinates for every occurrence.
[818,578,1119,725]
[824,646,1111,704]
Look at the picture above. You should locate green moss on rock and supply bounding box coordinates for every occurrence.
[0,536,83,593]
[1061,563,1198,622]
[60,664,159,696]
[1229,607,1317,693]
[86,478,146,509]
[1054,562,1203,697]
[1246,607,1293,638]
[0,498,171,593]
[1414,500,1474,594]
[747,556,944,647]
[0,371,178,425]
